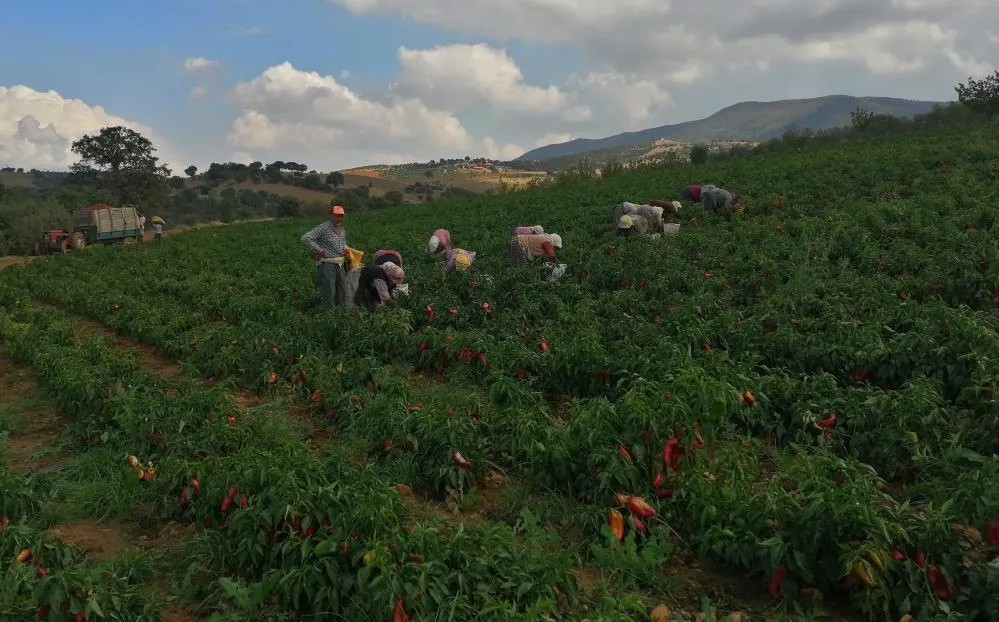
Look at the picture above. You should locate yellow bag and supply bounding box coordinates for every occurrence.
[345,247,364,271]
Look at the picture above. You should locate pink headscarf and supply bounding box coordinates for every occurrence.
[381,261,405,284]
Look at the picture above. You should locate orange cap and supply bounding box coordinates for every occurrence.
[331,205,345,215]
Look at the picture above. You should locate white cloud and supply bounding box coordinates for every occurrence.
[0,85,184,172]
[533,132,571,148]
[327,0,996,87]
[481,137,524,160]
[183,56,223,73]
[189,85,208,99]
[227,62,478,169]
[393,44,578,118]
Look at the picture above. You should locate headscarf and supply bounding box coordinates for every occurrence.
[671,200,682,211]
[427,235,440,254]
[381,261,405,284]
[548,233,563,248]
[531,225,544,234]
[618,215,634,229]
[455,249,476,271]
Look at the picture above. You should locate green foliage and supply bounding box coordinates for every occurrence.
[68,126,171,208]
[688,144,709,164]
[956,70,999,119]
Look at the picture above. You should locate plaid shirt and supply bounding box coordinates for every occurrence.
[300,220,347,258]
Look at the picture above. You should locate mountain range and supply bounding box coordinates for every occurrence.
[515,95,946,165]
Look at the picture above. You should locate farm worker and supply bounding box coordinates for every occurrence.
[681,184,718,202]
[613,201,639,228]
[514,225,544,235]
[444,248,476,274]
[617,215,637,237]
[648,200,682,218]
[152,220,163,241]
[300,204,348,309]
[355,261,406,310]
[137,213,146,236]
[702,188,742,213]
[507,233,562,267]
[427,229,451,255]
[373,249,403,268]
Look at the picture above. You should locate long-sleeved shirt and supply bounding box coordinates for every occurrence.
[702,188,733,211]
[300,221,347,259]
[518,235,556,260]
[373,279,392,303]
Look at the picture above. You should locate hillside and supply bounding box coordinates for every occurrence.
[517,95,944,163]
[1,121,998,620]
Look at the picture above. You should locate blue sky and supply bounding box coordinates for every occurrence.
[0,0,995,171]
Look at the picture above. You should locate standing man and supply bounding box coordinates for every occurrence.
[137,213,146,240]
[300,203,348,310]
[152,218,163,241]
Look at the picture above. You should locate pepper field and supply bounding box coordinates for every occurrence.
[2,123,999,621]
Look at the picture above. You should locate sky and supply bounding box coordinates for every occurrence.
[0,0,996,173]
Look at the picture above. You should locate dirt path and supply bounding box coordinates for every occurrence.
[0,352,72,473]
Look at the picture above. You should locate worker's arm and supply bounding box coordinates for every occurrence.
[542,241,555,259]
[299,224,325,253]
[374,279,393,304]
[443,252,456,274]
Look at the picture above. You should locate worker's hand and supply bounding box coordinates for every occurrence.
[313,250,327,260]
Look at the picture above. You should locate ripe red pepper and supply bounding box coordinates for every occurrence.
[448,308,458,316]
[617,445,634,464]
[180,486,190,507]
[818,412,837,428]
[539,338,550,353]
[608,509,625,542]
[704,273,718,279]
[36,565,47,577]
[978,520,999,547]
[914,551,926,568]
[653,487,674,498]
[220,497,232,513]
[768,564,788,598]
[228,486,238,500]
[239,493,248,509]
[392,598,410,622]
[652,472,664,488]
[627,496,656,518]
[927,566,953,599]
[891,549,906,561]
[425,305,434,322]
[630,515,648,535]
[662,438,684,470]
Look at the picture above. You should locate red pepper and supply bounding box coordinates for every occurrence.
[652,473,664,488]
[617,445,634,464]
[653,487,674,498]
[768,564,788,598]
[927,566,953,599]
[662,438,684,470]
[703,273,718,279]
[228,486,238,500]
[608,509,625,542]
[914,551,926,568]
[627,496,656,518]
[425,305,434,322]
[818,412,837,428]
[630,515,648,535]
[392,598,410,622]
[180,486,190,507]
[891,549,906,561]
[477,352,487,367]
[239,493,248,509]
[988,520,999,546]
[451,451,472,469]
[220,497,232,513]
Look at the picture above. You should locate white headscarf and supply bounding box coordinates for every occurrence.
[671,200,682,211]
[531,225,544,233]
[427,235,440,254]
[548,233,563,248]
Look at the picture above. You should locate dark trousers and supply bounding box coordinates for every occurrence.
[316,262,346,308]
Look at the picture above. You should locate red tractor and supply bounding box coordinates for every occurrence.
[33,230,71,255]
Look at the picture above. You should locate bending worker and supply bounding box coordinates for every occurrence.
[373,248,403,268]
[300,203,348,309]
[508,232,562,266]
[427,228,451,255]
[513,225,544,235]
[444,248,477,274]
[355,261,406,310]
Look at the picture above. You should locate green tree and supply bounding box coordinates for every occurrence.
[383,190,404,205]
[326,171,345,187]
[185,165,198,177]
[68,126,170,208]
[956,71,999,119]
[689,144,709,164]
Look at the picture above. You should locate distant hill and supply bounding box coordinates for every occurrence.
[516,95,946,163]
